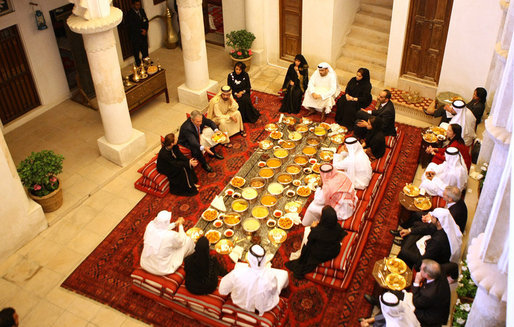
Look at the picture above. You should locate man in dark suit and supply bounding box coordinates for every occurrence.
[396,213,451,271]
[443,186,467,233]
[412,259,451,327]
[178,110,224,173]
[354,89,396,138]
[125,0,149,66]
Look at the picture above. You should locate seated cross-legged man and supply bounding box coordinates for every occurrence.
[207,85,246,148]
[301,62,338,121]
[178,110,224,173]
[219,244,289,316]
[354,89,396,139]
[140,210,195,276]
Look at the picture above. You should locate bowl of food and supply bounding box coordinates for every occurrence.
[230,176,246,188]
[260,194,278,207]
[250,177,266,191]
[423,133,437,143]
[213,219,223,228]
[301,117,313,125]
[224,229,234,238]
[273,148,289,161]
[277,173,293,185]
[284,201,302,213]
[266,219,277,228]
[437,134,446,141]
[268,228,287,244]
[242,187,258,201]
[304,174,320,186]
[259,167,275,180]
[314,126,327,136]
[292,179,301,187]
[285,165,301,177]
[222,213,241,227]
[319,150,334,162]
[385,273,407,291]
[273,209,283,218]
[259,139,274,150]
[306,137,321,147]
[414,197,432,211]
[286,189,296,197]
[403,184,420,197]
[288,131,302,141]
[293,154,309,166]
[295,124,309,133]
[186,227,204,242]
[225,188,235,197]
[281,140,296,150]
[330,134,345,145]
[278,216,294,230]
[302,146,317,157]
[205,230,221,244]
[308,158,317,165]
[215,239,234,254]
[252,205,269,219]
[270,130,283,140]
[212,131,227,143]
[231,199,249,213]
[266,158,282,170]
[386,257,408,274]
[319,122,331,130]
[312,163,321,174]
[265,123,279,132]
[296,185,312,197]
[242,218,260,235]
[257,161,266,168]
[283,116,296,126]
[267,182,284,196]
[303,167,313,174]
[201,208,219,222]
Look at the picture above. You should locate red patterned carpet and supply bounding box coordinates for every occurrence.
[62,91,422,327]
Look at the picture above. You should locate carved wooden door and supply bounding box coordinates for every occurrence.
[401,0,453,83]
[0,25,40,124]
[280,0,302,61]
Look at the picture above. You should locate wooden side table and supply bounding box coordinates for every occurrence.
[372,258,413,290]
[398,192,432,225]
[125,69,169,112]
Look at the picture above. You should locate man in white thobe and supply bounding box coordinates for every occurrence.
[359,291,421,327]
[333,136,372,190]
[140,210,195,276]
[302,62,338,121]
[420,147,468,197]
[432,208,462,263]
[444,100,476,146]
[219,244,289,316]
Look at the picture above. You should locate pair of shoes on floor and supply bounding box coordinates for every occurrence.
[393,239,402,246]
[202,164,213,173]
[390,229,401,237]
[364,294,379,307]
[222,143,233,148]
[210,152,224,160]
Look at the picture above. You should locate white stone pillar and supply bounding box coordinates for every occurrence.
[245,0,265,65]
[67,6,146,166]
[0,132,47,262]
[176,0,218,109]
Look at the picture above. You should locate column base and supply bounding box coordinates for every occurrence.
[97,129,146,167]
[177,80,219,109]
[251,48,266,66]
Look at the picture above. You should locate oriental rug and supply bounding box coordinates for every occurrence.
[62,91,422,327]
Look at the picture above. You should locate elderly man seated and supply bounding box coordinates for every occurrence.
[207,85,246,148]
[437,100,476,146]
[302,164,357,226]
[140,210,195,276]
[302,62,338,121]
[396,208,462,271]
[178,110,224,173]
[419,147,468,197]
[219,244,289,316]
[363,260,451,327]
[333,136,372,190]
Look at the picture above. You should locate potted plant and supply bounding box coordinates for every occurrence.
[456,260,477,303]
[17,150,65,212]
[225,29,256,70]
[452,299,471,327]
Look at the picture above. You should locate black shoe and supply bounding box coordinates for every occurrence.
[202,164,213,172]
[390,229,401,237]
[393,239,403,246]
[364,294,379,306]
[211,152,224,160]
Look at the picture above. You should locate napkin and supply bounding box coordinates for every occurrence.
[211,195,226,212]
[229,245,244,263]
[320,147,337,153]
[284,212,301,225]
[278,113,284,124]
[416,235,431,255]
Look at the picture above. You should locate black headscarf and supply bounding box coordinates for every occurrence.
[318,205,339,228]
[294,54,308,70]
[185,236,210,278]
[475,87,487,104]
[357,67,371,83]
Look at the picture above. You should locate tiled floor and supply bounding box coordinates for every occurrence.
[1,44,483,326]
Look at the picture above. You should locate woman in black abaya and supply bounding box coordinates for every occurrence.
[279,54,309,114]
[227,62,261,123]
[184,236,227,295]
[285,205,347,279]
[156,133,199,196]
[335,68,373,130]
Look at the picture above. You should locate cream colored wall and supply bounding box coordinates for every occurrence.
[264,0,281,66]
[331,0,359,66]
[385,0,503,97]
[221,0,245,53]
[302,0,336,66]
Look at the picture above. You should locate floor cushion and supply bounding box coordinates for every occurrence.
[131,266,185,302]
[371,147,392,173]
[221,297,287,327]
[341,199,370,232]
[356,173,383,202]
[134,154,170,197]
[173,281,228,319]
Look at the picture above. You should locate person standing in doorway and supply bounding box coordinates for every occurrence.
[126,0,149,66]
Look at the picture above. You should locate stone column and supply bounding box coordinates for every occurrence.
[67,6,146,166]
[245,0,265,65]
[0,132,47,262]
[176,0,218,109]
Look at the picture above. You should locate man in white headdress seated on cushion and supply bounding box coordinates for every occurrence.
[219,244,289,316]
[442,100,476,146]
[419,147,468,197]
[140,210,195,276]
[302,62,338,121]
[302,164,357,227]
[359,291,420,327]
[333,136,372,190]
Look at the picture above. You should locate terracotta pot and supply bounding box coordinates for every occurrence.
[29,180,63,213]
[230,55,252,71]
[458,296,474,304]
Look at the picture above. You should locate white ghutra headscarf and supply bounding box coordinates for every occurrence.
[143,210,175,255]
[432,207,462,263]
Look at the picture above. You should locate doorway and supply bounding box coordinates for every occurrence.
[204,0,224,46]
[0,25,40,124]
[279,0,302,61]
[401,0,454,84]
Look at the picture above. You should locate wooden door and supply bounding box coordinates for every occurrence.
[279,0,302,61]
[113,0,133,60]
[401,0,453,83]
[0,25,40,124]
